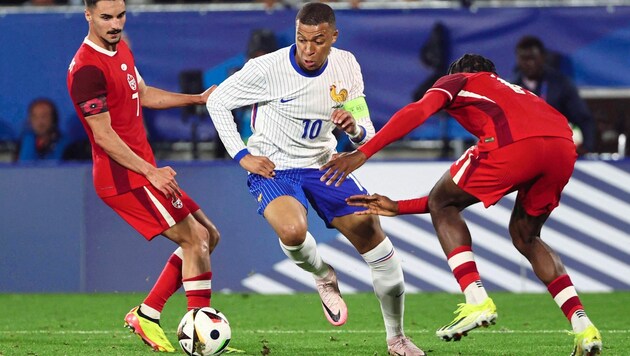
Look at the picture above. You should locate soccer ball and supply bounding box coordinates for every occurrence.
[177,307,231,356]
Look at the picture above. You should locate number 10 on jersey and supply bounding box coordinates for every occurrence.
[302,119,323,139]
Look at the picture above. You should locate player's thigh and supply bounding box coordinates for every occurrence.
[450,141,541,209]
[332,213,385,254]
[300,169,385,252]
[248,171,309,240]
[102,185,196,241]
[302,169,371,228]
[162,214,208,247]
[428,169,479,211]
[517,137,576,216]
[264,195,309,240]
[191,209,220,249]
[509,198,550,244]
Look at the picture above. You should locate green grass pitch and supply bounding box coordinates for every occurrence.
[0,292,627,355]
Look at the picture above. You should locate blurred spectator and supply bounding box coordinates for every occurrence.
[17,98,70,162]
[512,35,596,155]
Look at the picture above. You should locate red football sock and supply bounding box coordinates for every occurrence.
[183,271,212,310]
[447,245,481,291]
[447,245,489,304]
[547,274,583,321]
[143,251,183,312]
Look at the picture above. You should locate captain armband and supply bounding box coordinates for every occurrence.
[342,96,369,120]
[342,96,370,142]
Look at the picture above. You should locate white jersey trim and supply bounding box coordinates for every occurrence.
[143,186,176,227]
[83,37,116,57]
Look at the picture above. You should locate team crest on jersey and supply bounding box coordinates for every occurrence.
[127,73,137,91]
[330,84,348,108]
[172,196,183,209]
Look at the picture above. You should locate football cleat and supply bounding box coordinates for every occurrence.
[436,297,497,341]
[314,264,348,326]
[387,335,426,356]
[571,325,602,356]
[124,306,175,352]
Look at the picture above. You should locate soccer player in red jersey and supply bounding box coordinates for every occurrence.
[67,0,218,352]
[320,54,602,356]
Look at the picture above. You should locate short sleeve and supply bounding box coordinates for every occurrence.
[70,65,107,104]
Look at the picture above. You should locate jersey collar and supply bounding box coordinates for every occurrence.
[289,44,328,78]
[83,37,117,57]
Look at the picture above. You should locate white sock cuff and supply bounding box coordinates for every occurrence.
[447,251,475,271]
[173,247,184,259]
[362,236,395,264]
[140,303,161,319]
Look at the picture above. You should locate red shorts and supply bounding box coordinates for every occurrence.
[102,184,200,240]
[450,137,577,216]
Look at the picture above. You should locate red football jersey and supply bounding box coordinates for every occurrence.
[360,72,575,158]
[428,72,574,151]
[67,39,155,198]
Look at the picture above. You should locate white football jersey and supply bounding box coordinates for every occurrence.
[206,45,375,170]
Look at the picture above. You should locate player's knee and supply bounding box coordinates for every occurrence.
[362,216,386,245]
[510,224,536,254]
[206,224,220,252]
[277,223,307,246]
[427,192,445,213]
[181,222,210,256]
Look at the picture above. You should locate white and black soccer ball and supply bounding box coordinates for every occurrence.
[177,307,231,356]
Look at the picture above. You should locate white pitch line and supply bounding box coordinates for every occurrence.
[2,329,628,335]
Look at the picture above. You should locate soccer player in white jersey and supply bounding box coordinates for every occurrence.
[206,2,424,355]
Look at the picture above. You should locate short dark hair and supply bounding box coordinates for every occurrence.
[515,35,546,54]
[447,53,496,75]
[296,2,336,27]
[84,0,124,9]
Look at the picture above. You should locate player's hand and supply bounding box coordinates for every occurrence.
[331,109,357,135]
[199,85,217,104]
[146,166,181,199]
[319,150,367,187]
[346,193,399,217]
[240,154,276,178]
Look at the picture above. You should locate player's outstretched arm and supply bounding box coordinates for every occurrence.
[348,194,430,216]
[320,149,367,187]
[87,111,181,199]
[347,194,399,217]
[139,81,216,109]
